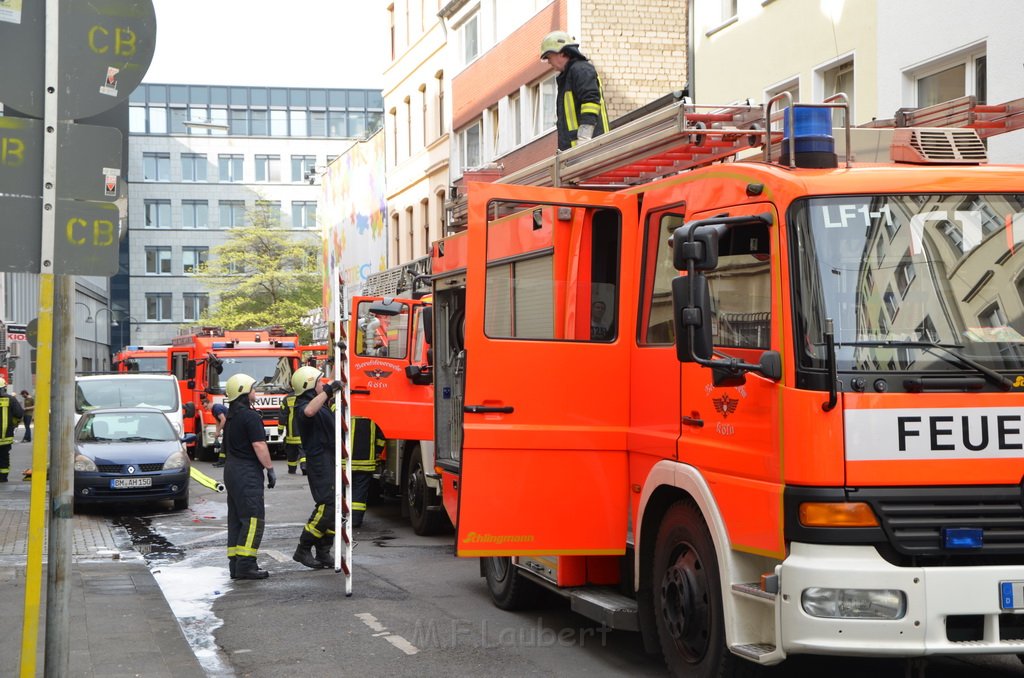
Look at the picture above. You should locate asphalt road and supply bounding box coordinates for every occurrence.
[85,459,1024,678]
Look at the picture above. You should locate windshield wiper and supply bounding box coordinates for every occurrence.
[835,340,1013,391]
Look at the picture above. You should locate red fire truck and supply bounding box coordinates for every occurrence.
[431,94,1024,674]
[169,327,301,459]
[113,345,171,373]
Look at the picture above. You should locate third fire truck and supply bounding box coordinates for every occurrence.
[170,327,301,459]
[430,93,1024,675]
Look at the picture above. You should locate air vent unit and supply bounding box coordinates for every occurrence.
[891,128,987,164]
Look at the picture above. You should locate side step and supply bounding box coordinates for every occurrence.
[731,643,778,661]
[569,588,640,632]
[731,582,777,603]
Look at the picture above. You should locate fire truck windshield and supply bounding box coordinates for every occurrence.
[208,356,293,393]
[792,193,1024,373]
[120,357,166,373]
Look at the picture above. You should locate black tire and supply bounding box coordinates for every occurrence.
[483,556,541,611]
[406,448,447,535]
[173,490,189,511]
[652,500,757,678]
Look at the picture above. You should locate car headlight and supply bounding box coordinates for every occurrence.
[163,450,188,470]
[74,455,97,472]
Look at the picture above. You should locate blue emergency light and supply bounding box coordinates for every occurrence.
[781,106,837,168]
[212,341,231,349]
[942,527,983,550]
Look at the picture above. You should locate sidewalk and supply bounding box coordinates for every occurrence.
[0,433,206,678]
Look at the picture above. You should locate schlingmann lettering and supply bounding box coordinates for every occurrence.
[463,532,534,545]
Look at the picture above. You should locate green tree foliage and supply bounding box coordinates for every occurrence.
[193,201,321,343]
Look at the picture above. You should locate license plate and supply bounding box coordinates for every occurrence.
[1000,581,1024,610]
[111,477,152,489]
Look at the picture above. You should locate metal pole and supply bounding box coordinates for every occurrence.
[93,311,98,370]
[45,275,75,678]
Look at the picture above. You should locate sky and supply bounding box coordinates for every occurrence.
[143,0,389,89]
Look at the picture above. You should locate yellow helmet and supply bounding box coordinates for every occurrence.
[225,373,257,402]
[540,30,576,59]
[291,365,322,397]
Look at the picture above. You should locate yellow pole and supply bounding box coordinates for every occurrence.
[20,273,55,677]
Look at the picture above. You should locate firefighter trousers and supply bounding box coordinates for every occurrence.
[301,451,335,546]
[224,459,266,561]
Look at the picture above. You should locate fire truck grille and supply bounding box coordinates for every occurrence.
[864,486,1024,558]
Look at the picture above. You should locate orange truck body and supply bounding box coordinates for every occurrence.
[169,328,300,457]
[348,294,447,533]
[112,345,171,373]
[430,126,1024,669]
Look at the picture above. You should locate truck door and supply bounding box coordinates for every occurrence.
[454,183,637,556]
[349,297,431,441]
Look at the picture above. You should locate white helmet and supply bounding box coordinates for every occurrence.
[540,30,577,59]
[291,365,322,397]
[225,373,257,402]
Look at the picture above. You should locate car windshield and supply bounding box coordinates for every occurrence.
[792,193,1024,372]
[208,356,293,393]
[75,378,178,413]
[79,411,176,443]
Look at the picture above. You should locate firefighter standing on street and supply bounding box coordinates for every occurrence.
[290,366,340,569]
[0,378,23,482]
[540,30,609,151]
[223,373,276,580]
[279,390,307,475]
[350,417,384,528]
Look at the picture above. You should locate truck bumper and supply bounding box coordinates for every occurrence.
[779,542,1024,656]
[263,426,283,445]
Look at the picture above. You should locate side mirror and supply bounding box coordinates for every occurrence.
[187,380,196,390]
[181,433,197,445]
[183,402,196,418]
[405,364,433,386]
[672,275,713,362]
[185,360,197,379]
[422,306,433,346]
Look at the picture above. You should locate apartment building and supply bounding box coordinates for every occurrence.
[123,83,384,348]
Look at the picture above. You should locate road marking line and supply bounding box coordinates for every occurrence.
[262,549,291,563]
[355,612,420,655]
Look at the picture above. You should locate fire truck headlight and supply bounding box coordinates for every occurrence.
[163,451,188,470]
[801,587,906,620]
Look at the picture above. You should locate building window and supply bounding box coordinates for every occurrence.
[148,106,167,134]
[289,110,308,136]
[233,109,252,135]
[487,105,500,159]
[181,153,207,182]
[884,284,899,321]
[183,293,209,321]
[509,91,522,148]
[821,60,854,126]
[914,52,986,107]
[129,105,147,133]
[145,247,172,275]
[218,154,244,182]
[254,200,282,226]
[292,201,317,229]
[460,12,480,64]
[291,155,317,183]
[255,154,281,182]
[459,119,482,171]
[219,200,246,228]
[530,77,556,137]
[896,251,916,297]
[916,316,938,343]
[182,247,209,273]
[146,293,173,321]
[143,152,170,181]
[182,200,209,229]
[436,71,444,139]
[144,199,171,228]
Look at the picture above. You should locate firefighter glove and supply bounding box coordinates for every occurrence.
[266,467,277,489]
[323,380,343,399]
[577,123,595,142]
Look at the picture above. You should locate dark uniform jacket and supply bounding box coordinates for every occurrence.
[555,55,609,151]
[225,400,266,465]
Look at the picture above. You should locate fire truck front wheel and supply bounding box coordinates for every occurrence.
[653,501,757,678]
[405,448,447,535]
[483,557,541,611]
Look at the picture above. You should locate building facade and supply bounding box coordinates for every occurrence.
[124,83,383,347]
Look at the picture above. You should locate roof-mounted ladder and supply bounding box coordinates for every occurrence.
[864,95,1024,139]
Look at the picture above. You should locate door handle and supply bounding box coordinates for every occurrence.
[350,389,371,395]
[682,415,704,427]
[464,404,514,414]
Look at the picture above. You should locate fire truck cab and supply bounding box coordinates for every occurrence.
[170,327,300,459]
[113,345,171,373]
[432,97,1024,674]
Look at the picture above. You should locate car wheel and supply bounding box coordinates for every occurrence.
[173,491,189,511]
[483,556,542,610]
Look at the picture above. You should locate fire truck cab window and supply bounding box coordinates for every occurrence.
[641,212,685,345]
[484,201,620,342]
[355,301,410,358]
[705,222,772,349]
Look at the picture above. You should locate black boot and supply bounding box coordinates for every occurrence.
[0,474,7,483]
[228,556,237,580]
[293,532,324,569]
[314,537,334,569]
[234,556,269,580]
[211,456,225,468]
